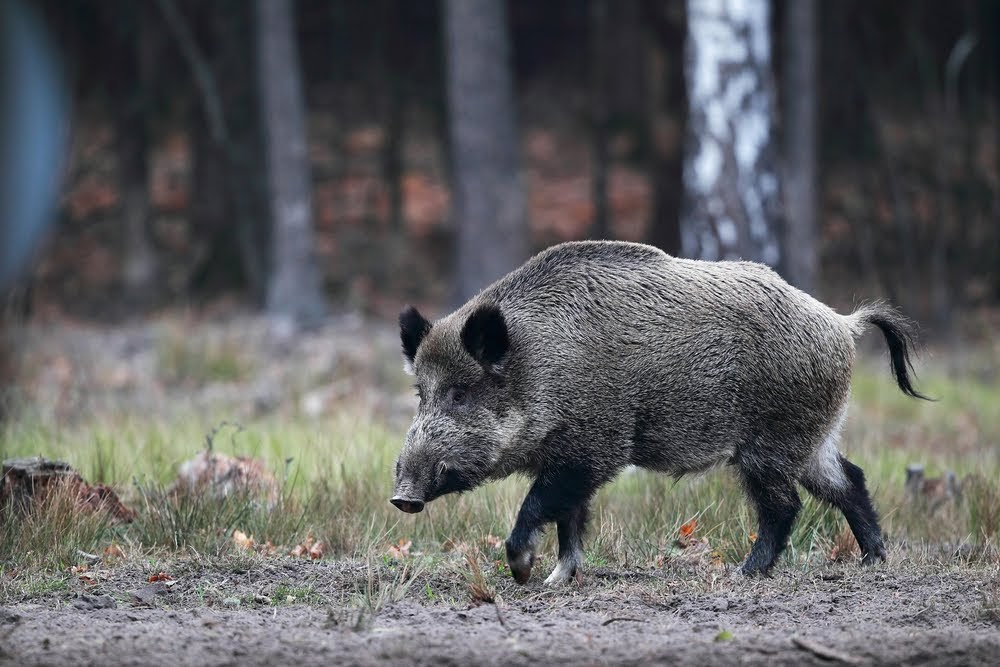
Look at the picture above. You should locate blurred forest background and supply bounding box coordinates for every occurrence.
[4,0,1000,338]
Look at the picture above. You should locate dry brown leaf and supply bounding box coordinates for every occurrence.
[232,529,255,551]
[289,533,318,558]
[388,538,412,560]
[308,540,326,560]
[103,544,124,560]
[679,519,697,539]
[148,572,174,583]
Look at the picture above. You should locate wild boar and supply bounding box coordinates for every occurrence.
[391,241,928,585]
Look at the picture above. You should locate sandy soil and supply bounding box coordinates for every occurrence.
[2,557,998,666]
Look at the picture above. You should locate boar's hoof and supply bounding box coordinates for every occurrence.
[860,546,887,566]
[389,497,425,514]
[734,562,769,579]
[506,545,535,585]
[543,560,580,587]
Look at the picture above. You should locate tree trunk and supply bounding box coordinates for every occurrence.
[117,3,160,310]
[782,0,819,294]
[590,0,610,239]
[255,0,326,329]
[645,0,686,256]
[681,0,782,267]
[445,0,528,305]
[376,0,404,233]
[157,0,269,301]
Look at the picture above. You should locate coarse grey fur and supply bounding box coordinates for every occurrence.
[392,240,927,585]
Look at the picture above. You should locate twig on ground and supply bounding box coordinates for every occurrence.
[601,617,646,626]
[791,636,861,664]
[494,602,506,629]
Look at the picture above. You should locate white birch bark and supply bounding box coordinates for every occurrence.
[682,0,782,267]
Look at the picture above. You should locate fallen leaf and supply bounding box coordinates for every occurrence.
[388,538,412,560]
[679,519,697,539]
[103,544,124,560]
[289,533,318,558]
[232,529,255,551]
[308,540,326,560]
[148,572,174,583]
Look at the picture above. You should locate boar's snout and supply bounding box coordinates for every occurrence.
[390,496,425,514]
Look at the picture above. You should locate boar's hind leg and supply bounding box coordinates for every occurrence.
[506,468,598,585]
[800,455,887,565]
[737,466,802,576]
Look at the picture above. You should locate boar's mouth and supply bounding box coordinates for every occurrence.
[429,465,477,500]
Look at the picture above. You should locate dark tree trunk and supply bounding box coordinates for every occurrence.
[681,0,782,267]
[255,0,326,328]
[157,0,269,301]
[782,0,819,294]
[445,0,528,305]
[605,0,646,119]
[645,0,686,256]
[376,0,404,233]
[116,2,160,310]
[590,0,610,239]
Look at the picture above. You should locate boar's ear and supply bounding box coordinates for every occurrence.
[400,305,432,371]
[461,303,509,370]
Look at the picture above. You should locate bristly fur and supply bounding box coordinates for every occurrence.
[393,241,927,584]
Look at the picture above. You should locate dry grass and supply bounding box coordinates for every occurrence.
[1,354,999,603]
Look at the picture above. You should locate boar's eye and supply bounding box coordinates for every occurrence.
[449,385,469,407]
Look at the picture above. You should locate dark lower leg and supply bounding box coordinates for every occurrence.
[800,456,886,564]
[546,503,589,584]
[506,468,598,584]
[740,474,802,575]
[836,457,886,563]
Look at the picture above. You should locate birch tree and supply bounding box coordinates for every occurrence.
[681,0,782,267]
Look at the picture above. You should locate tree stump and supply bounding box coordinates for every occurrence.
[1,456,136,523]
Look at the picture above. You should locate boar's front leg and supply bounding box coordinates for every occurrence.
[505,468,597,585]
[544,504,588,586]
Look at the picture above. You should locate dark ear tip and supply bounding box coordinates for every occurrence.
[399,304,419,324]
[400,305,432,361]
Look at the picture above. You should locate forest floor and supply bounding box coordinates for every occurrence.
[2,554,999,666]
[1,312,999,665]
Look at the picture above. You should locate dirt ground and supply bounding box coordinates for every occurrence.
[2,555,998,666]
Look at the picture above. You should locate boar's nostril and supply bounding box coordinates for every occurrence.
[390,497,425,514]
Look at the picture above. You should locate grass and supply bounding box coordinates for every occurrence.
[156,327,253,386]
[1,354,998,602]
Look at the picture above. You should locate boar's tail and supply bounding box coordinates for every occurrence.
[848,302,932,400]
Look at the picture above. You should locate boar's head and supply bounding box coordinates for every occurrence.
[391,302,521,513]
